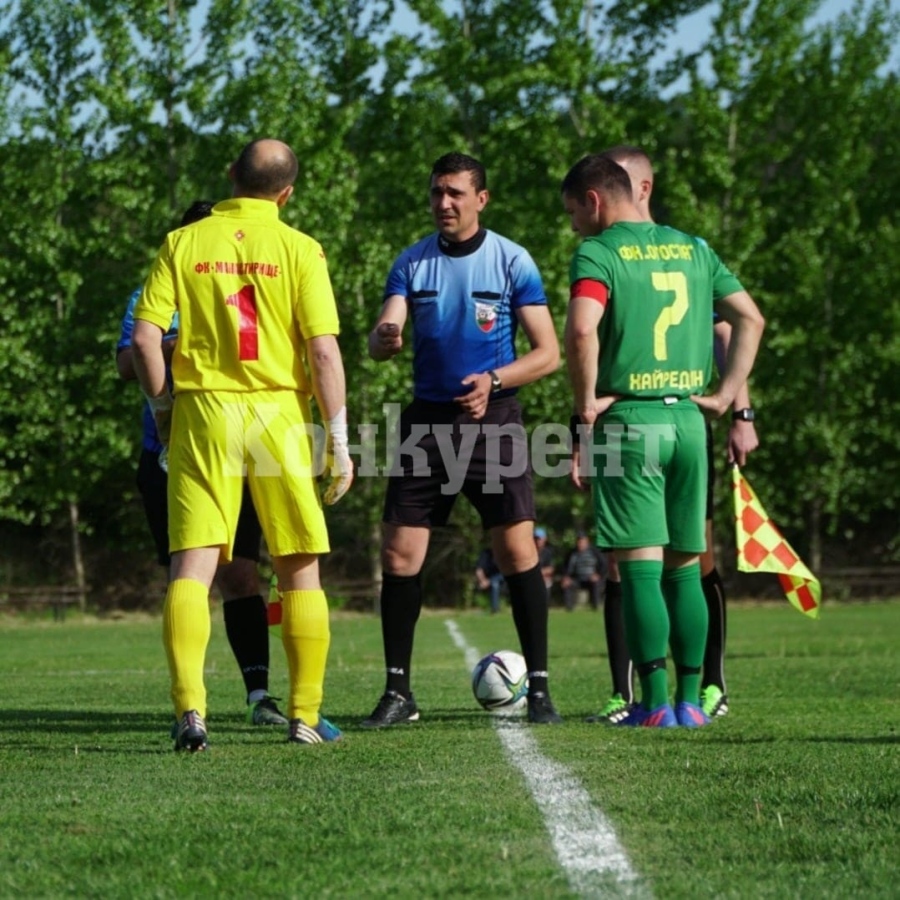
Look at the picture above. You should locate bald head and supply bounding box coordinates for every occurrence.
[231,139,299,200]
[601,145,654,221]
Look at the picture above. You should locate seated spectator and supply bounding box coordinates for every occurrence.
[474,547,505,614]
[561,531,607,611]
[534,527,555,599]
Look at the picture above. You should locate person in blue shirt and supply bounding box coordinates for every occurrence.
[561,530,607,611]
[474,546,506,614]
[362,152,563,727]
[116,200,287,731]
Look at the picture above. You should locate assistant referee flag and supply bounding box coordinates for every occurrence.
[732,467,822,619]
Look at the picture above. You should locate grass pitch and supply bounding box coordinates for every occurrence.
[0,600,897,898]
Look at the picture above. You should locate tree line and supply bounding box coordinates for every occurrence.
[0,0,896,606]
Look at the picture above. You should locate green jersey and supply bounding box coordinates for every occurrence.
[569,221,744,399]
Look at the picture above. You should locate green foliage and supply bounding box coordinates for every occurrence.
[0,0,897,589]
[733,0,899,557]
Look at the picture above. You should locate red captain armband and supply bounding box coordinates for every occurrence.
[570,279,609,307]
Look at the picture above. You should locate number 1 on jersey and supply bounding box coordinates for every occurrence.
[226,284,259,361]
[651,272,688,361]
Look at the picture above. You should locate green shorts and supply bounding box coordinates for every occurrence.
[589,399,707,553]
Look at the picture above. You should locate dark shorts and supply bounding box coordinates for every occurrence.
[705,420,715,521]
[136,448,262,567]
[383,396,536,530]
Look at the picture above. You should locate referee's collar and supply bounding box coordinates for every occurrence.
[213,197,281,219]
[438,227,487,257]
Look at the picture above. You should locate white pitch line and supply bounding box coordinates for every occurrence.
[445,620,649,900]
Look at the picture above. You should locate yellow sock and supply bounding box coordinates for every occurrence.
[281,589,330,725]
[163,579,212,718]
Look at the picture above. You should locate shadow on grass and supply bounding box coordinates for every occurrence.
[679,733,899,746]
[0,709,304,754]
[0,709,168,734]
[340,704,522,732]
[565,649,772,663]
[0,709,296,738]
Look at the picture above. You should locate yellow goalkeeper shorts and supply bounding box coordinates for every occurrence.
[167,389,330,561]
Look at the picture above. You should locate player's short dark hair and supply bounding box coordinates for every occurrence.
[431,152,487,193]
[232,139,299,196]
[560,155,632,202]
[180,200,215,227]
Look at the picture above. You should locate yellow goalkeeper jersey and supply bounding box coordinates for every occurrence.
[135,197,339,393]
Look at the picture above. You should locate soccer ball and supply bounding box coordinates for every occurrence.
[471,650,528,715]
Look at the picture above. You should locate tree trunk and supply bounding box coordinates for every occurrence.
[69,500,87,612]
[370,519,382,614]
[809,499,822,575]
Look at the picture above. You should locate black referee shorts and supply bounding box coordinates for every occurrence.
[136,448,262,566]
[383,396,536,531]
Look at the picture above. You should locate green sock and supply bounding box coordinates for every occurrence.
[619,559,669,709]
[662,563,708,706]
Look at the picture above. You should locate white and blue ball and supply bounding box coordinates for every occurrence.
[471,650,528,715]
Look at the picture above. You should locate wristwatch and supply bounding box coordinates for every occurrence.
[732,408,755,422]
[487,370,503,393]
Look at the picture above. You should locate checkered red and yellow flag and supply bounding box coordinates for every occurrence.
[732,467,822,618]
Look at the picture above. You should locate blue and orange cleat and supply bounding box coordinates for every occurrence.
[288,716,343,744]
[675,702,711,727]
[615,703,677,728]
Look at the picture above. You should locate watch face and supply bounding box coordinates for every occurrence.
[735,409,754,421]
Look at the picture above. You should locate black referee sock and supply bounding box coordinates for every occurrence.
[701,567,727,692]
[603,580,634,703]
[222,594,270,699]
[505,564,549,695]
[380,572,423,698]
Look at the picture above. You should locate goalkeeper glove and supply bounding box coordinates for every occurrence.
[144,389,173,472]
[322,407,353,505]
